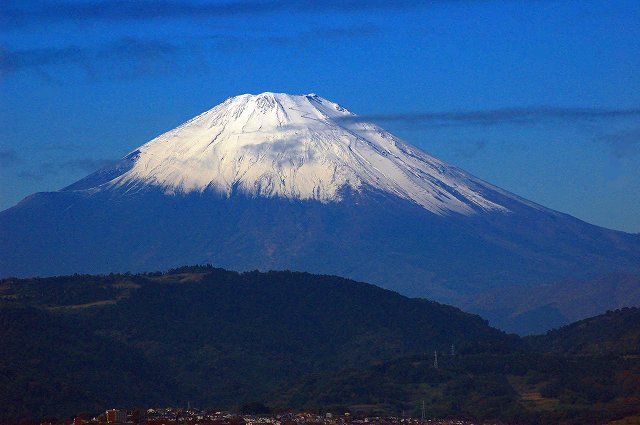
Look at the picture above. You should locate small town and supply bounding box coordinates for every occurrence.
[40,408,503,425]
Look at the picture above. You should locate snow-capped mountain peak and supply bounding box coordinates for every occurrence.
[96,92,510,215]
[5,93,640,334]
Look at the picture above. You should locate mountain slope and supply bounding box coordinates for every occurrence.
[1,92,639,333]
[0,267,517,422]
[464,274,640,334]
[4,269,638,424]
[66,92,514,215]
[0,303,174,424]
[276,348,640,424]
[526,307,640,356]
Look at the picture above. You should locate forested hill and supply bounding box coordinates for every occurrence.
[0,266,516,423]
[526,307,640,356]
[3,268,638,425]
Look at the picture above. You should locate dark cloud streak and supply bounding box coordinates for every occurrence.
[17,170,44,181]
[17,158,118,181]
[1,24,381,77]
[342,107,640,158]
[1,38,183,78]
[2,1,282,26]
[64,158,118,172]
[598,127,640,158]
[0,149,21,167]
[1,46,87,73]
[309,24,382,40]
[341,107,640,126]
[3,1,434,27]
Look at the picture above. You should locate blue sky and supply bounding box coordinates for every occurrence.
[1,0,639,232]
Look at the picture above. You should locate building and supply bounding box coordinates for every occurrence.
[106,409,127,423]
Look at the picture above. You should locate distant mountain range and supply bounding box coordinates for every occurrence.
[1,268,638,425]
[1,92,639,333]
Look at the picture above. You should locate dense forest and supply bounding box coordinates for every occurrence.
[1,267,638,424]
[526,306,640,356]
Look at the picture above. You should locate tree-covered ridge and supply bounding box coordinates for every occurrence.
[275,350,640,425]
[0,267,515,423]
[1,268,638,425]
[526,306,640,356]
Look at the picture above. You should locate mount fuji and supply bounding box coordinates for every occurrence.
[2,92,639,332]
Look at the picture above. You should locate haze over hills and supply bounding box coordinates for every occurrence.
[1,92,639,333]
[464,273,640,334]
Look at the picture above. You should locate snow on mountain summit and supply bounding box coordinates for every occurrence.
[94,92,511,215]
